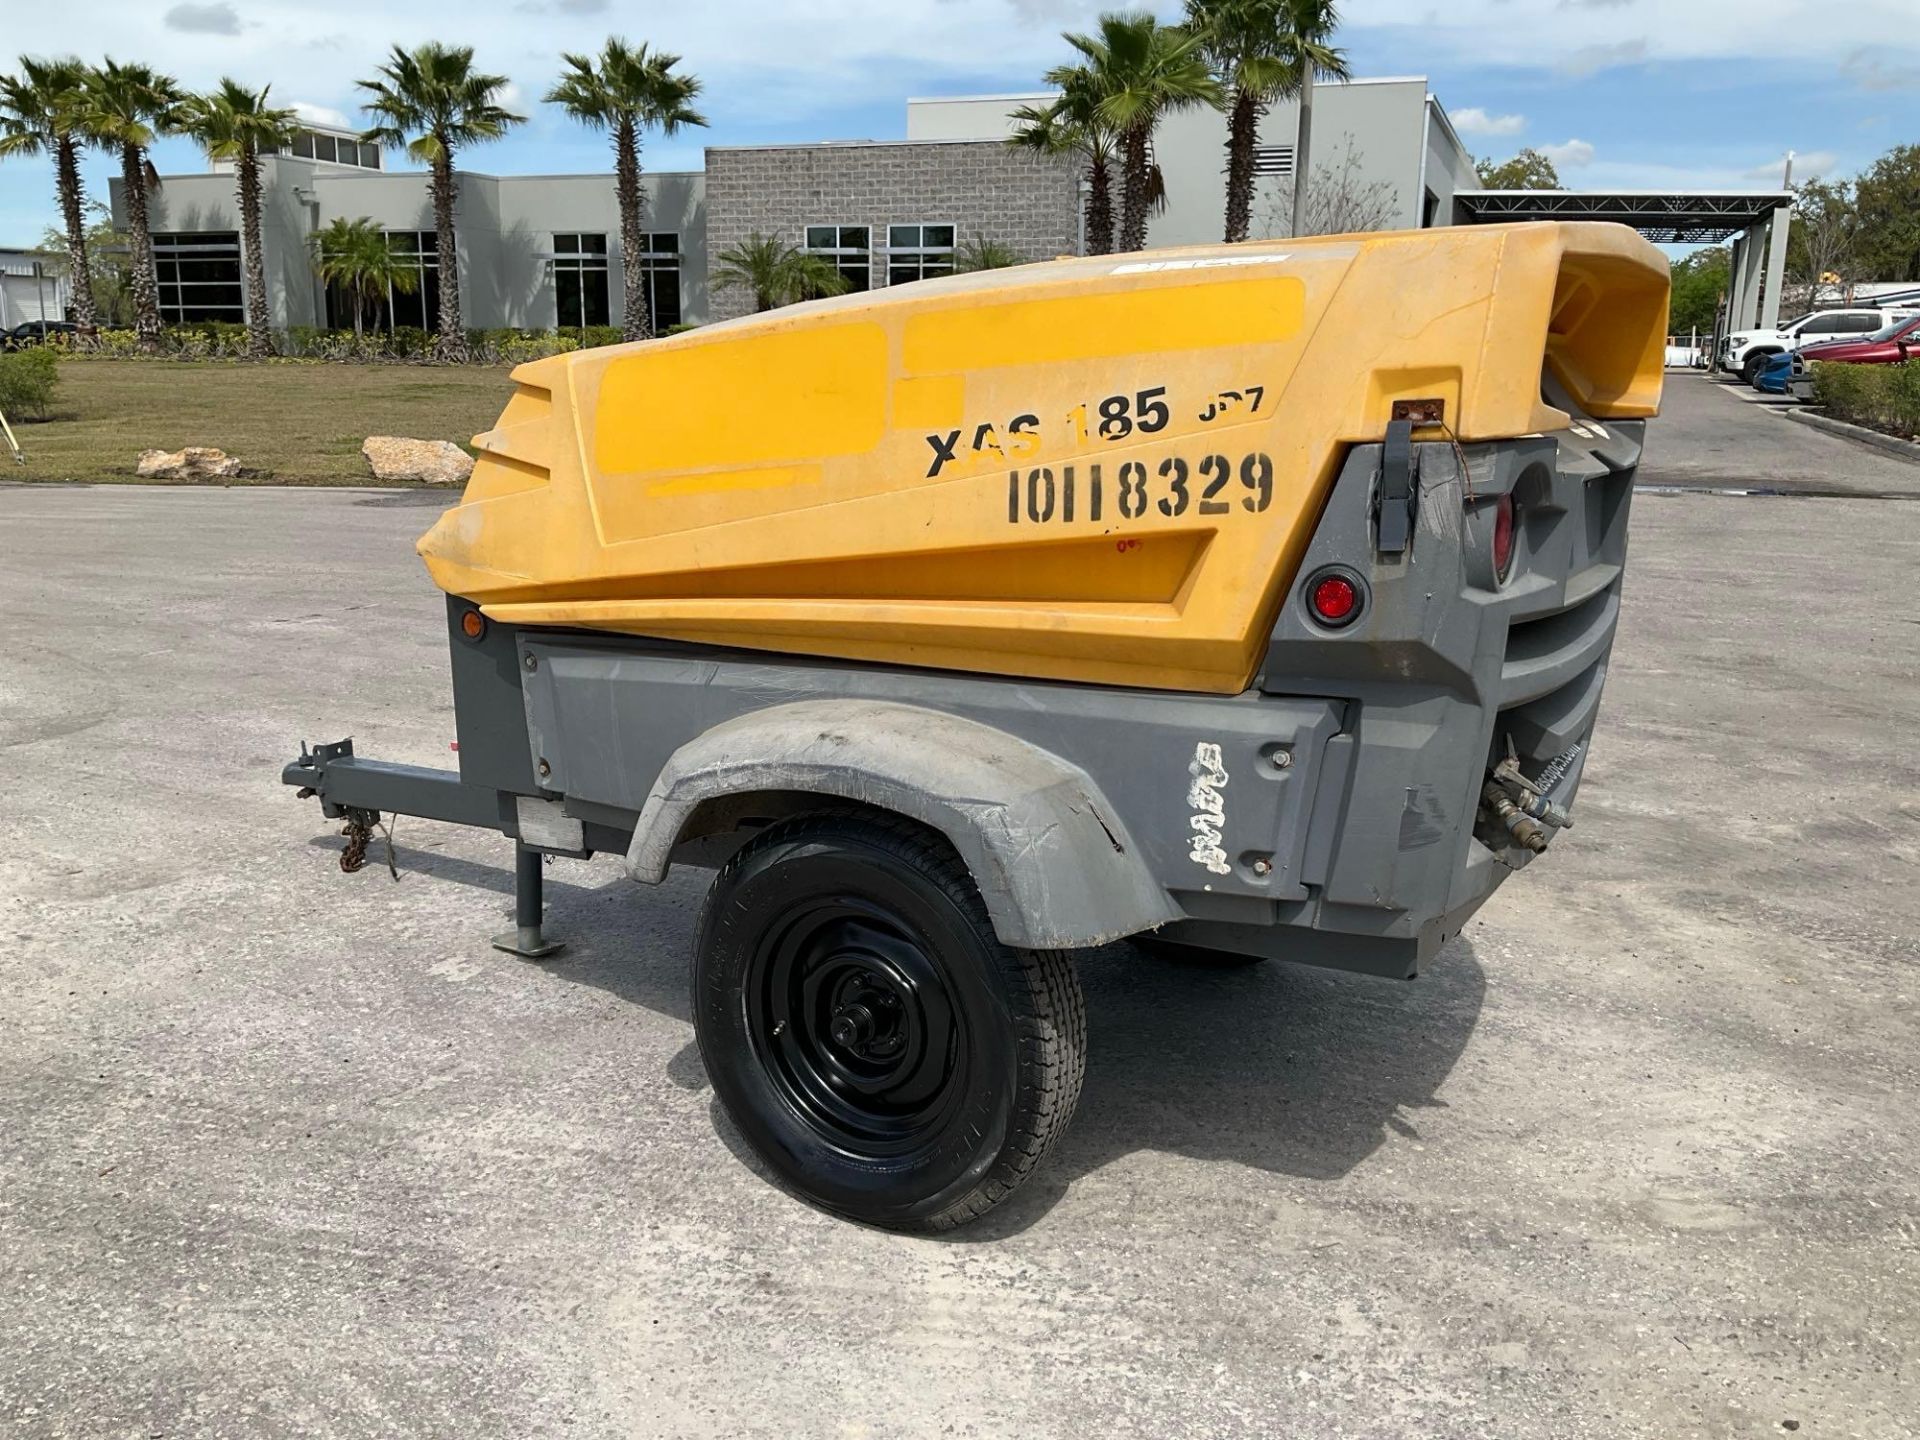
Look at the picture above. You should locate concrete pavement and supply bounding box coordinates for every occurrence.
[1,380,1917,1438]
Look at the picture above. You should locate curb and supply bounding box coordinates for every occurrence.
[1783,407,1920,464]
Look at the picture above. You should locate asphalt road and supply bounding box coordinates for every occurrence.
[1639,371,1920,498]
[2,373,1916,1438]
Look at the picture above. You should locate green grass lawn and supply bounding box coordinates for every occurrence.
[6,360,515,485]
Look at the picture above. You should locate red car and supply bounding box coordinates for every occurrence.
[1798,314,1920,366]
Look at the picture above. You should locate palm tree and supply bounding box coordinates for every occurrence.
[310,217,418,339]
[358,43,523,361]
[1059,14,1222,254]
[1185,0,1293,242]
[0,57,101,335]
[1278,0,1348,239]
[180,80,299,358]
[84,59,182,351]
[1008,70,1117,256]
[712,234,849,313]
[546,40,707,343]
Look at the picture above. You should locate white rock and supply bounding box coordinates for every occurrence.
[362,436,475,486]
[135,447,245,480]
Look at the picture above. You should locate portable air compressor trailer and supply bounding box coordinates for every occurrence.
[285,221,1670,1230]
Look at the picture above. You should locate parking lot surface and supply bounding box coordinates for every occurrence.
[2,373,1916,1438]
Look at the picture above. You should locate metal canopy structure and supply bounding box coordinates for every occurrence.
[1458,189,1790,245]
[1458,188,1796,333]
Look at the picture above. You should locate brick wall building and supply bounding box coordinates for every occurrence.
[704,140,1080,322]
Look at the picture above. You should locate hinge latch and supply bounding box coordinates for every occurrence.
[1376,418,1419,555]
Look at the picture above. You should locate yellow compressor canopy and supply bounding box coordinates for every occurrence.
[420,221,1669,694]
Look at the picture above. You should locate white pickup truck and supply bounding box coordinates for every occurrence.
[1722,308,1918,384]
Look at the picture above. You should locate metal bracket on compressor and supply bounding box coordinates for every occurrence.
[1482,739,1583,854]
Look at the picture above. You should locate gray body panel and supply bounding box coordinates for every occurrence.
[463,408,1643,979]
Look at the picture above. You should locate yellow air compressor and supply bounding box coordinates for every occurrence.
[289,222,1669,1230]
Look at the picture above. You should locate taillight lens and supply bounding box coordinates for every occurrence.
[1303,566,1365,628]
[1492,495,1516,582]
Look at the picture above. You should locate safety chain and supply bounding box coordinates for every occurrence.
[340,809,374,873]
[336,808,398,879]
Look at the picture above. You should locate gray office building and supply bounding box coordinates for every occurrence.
[109,77,1480,335]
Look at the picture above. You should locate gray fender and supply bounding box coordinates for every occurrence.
[623,699,1179,950]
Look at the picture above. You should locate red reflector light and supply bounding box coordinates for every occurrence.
[1311,574,1358,624]
[1493,495,1516,581]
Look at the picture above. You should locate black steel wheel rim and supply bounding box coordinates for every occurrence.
[744,895,968,1156]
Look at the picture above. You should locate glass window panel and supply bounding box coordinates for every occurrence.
[889,224,919,248]
[805,226,835,249]
[554,233,581,254]
[650,270,681,329]
[582,268,610,326]
[292,133,313,159]
[312,134,336,163]
[581,233,608,254]
[923,224,955,248]
[840,226,869,250]
[648,232,678,255]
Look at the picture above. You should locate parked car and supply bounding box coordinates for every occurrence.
[1795,314,1920,368]
[1721,308,1919,385]
[1756,351,1796,394]
[3,320,79,350]
[1785,315,1920,401]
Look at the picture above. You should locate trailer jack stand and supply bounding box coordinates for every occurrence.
[493,843,565,960]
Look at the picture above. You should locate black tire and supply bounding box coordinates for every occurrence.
[1132,934,1268,968]
[692,812,1086,1232]
[1742,351,1773,385]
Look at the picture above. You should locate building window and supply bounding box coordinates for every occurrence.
[886,224,955,286]
[288,130,381,169]
[634,232,682,331]
[385,230,442,332]
[804,225,870,293]
[553,233,611,329]
[152,231,244,323]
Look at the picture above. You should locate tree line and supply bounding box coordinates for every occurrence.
[1655,147,1920,334]
[0,5,1347,361]
[1009,1,1345,254]
[0,42,703,361]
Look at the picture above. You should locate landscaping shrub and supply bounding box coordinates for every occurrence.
[0,346,61,419]
[1812,360,1920,436]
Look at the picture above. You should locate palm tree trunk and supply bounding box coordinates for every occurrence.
[1086,156,1114,256]
[1119,126,1151,253]
[429,142,466,361]
[1290,68,1315,238]
[1224,89,1259,244]
[614,116,649,343]
[236,147,273,358]
[54,137,98,334]
[122,143,164,353]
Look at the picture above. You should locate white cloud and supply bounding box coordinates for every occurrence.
[1841,49,1920,92]
[1450,106,1526,137]
[163,1,241,35]
[1559,39,1647,77]
[289,100,351,130]
[1741,151,1836,183]
[1539,138,1596,169]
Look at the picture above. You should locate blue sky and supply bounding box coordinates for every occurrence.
[3,0,1917,244]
